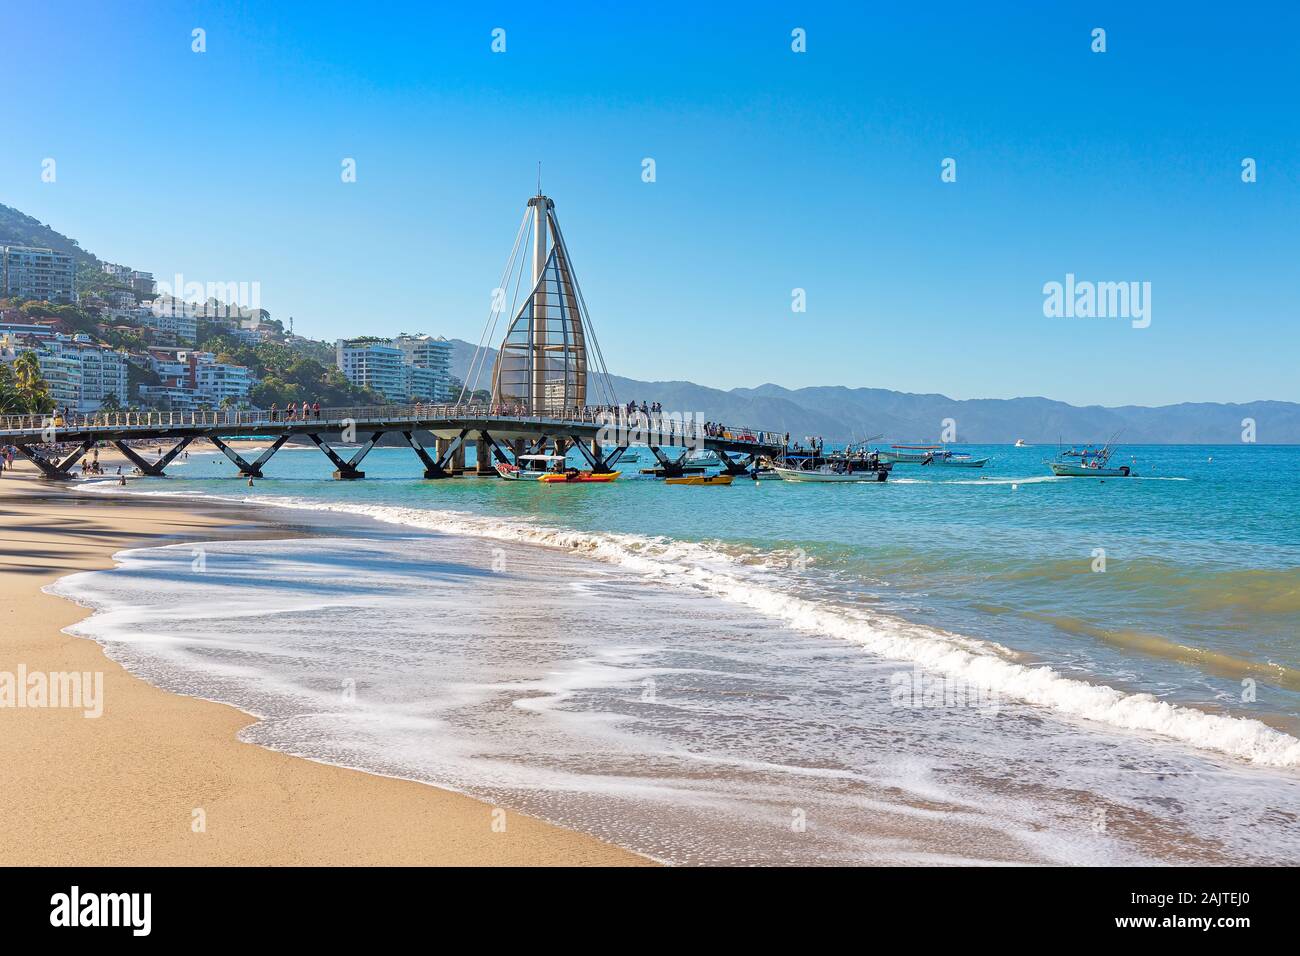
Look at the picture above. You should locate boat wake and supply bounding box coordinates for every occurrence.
[894,475,1063,486]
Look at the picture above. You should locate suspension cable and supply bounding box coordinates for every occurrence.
[548,210,617,407]
[460,207,529,402]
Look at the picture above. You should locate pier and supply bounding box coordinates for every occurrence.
[0,404,784,481]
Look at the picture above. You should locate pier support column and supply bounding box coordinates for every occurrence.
[715,449,753,476]
[403,431,447,479]
[211,435,287,478]
[307,432,382,480]
[434,437,463,476]
[426,429,471,478]
[14,440,95,481]
[648,445,689,478]
[113,437,193,477]
[473,434,496,476]
[574,440,625,472]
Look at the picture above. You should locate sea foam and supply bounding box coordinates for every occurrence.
[78,482,1300,769]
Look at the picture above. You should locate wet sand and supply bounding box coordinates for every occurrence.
[0,457,648,865]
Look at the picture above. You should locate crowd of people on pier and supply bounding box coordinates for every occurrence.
[267,401,322,421]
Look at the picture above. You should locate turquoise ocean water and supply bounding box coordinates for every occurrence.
[57,441,1300,864]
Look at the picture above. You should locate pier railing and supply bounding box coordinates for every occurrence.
[0,402,784,449]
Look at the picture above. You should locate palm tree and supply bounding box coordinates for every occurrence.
[12,351,53,414]
[0,365,22,414]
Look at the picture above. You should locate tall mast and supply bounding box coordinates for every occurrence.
[527,192,551,414]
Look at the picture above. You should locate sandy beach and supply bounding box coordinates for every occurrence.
[0,447,648,866]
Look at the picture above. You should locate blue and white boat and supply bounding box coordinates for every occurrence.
[1046,437,1133,477]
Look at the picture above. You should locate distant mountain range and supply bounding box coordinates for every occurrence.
[449,339,1300,444]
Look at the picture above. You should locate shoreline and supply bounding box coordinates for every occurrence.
[0,457,650,866]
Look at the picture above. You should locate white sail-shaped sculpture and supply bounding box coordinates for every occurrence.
[493,245,587,413]
[492,196,596,415]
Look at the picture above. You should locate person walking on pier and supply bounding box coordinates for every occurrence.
[313,401,321,419]
[270,403,279,422]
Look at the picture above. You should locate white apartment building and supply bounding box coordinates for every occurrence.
[0,335,79,408]
[66,338,129,411]
[0,333,127,412]
[392,334,453,400]
[335,339,408,402]
[194,360,254,406]
[1,246,76,304]
[39,351,82,408]
[336,334,453,403]
[405,364,442,402]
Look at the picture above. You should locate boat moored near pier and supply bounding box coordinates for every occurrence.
[773,442,890,482]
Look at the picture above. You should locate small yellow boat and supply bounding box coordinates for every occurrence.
[665,474,734,486]
[536,469,620,483]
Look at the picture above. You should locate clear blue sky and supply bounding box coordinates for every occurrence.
[3,1,1296,406]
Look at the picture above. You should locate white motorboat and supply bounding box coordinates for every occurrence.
[773,463,888,483]
[496,454,568,480]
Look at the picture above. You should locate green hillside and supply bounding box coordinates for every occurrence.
[0,203,100,266]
